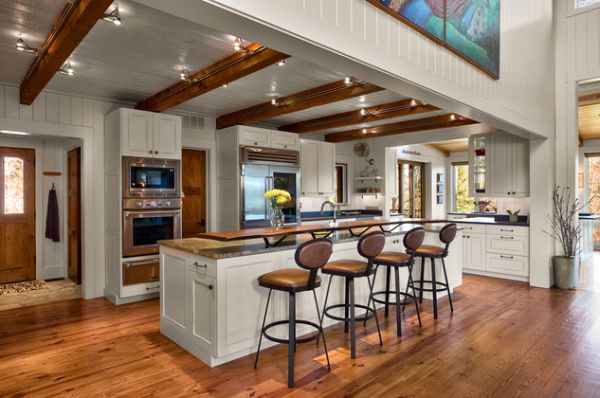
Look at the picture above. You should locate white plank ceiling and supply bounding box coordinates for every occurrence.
[0,0,438,129]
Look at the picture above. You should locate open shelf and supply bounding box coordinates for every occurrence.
[354,176,383,181]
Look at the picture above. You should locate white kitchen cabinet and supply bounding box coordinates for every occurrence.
[234,125,300,151]
[160,251,188,334]
[186,266,217,356]
[469,132,529,198]
[486,253,529,277]
[271,130,301,151]
[301,139,335,196]
[462,232,487,271]
[117,108,182,159]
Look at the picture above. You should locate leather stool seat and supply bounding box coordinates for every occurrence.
[322,260,368,277]
[258,269,321,292]
[374,252,411,266]
[415,244,445,257]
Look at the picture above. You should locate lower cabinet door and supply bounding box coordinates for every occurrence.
[186,269,217,355]
[486,253,529,277]
[467,233,487,271]
[161,252,188,332]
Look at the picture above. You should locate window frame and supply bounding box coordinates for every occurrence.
[451,161,474,213]
[568,0,600,17]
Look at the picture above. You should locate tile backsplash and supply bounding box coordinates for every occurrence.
[495,197,530,215]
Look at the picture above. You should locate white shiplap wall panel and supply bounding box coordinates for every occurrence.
[33,94,46,122]
[566,7,600,77]
[209,0,553,136]
[46,93,59,123]
[5,86,19,119]
[59,95,71,125]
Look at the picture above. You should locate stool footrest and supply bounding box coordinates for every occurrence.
[413,280,450,293]
[371,290,417,306]
[262,319,321,345]
[323,303,374,323]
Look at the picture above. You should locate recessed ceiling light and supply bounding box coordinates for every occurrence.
[59,62,74,76]
[102,5,122,26]
[0,130,30,136]
[277,59,286,66]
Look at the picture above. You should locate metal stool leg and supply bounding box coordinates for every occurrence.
[419,257,425,304]
[288,292,296,388]
[344,277,350,333]
[366,273,383,345]
[441,257,454,312]
[312,290,331,370]
[431,258,438,320]
[384,265,391,317]
[408,266,422,327]
[349,277,356,359]
[363,265,379,327]
[254,289,272,368]
[393,266,402,337]
[317,275,333,346]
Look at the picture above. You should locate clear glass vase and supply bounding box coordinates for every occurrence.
[270,207,285,230]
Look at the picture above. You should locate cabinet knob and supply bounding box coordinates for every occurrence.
[254,142,258,145]
[154,150,159,154]
[507,192,510,195]
[284,145,288,148]
[148,150,153,154]
[512,192,516,195]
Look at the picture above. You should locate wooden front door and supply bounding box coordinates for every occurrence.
[182,149,207,237]
[0,147,36,283]
[67,147,81,284]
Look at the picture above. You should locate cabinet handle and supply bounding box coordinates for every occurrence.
[500,236,514,240]
[500,229,514,232]
[154,150,159,154]
[507,192,511,195]
[500,255,514,260]
[146,285,160,291]
[148,150,153,154]
[512,192,516,195]
[254,142,258,145]
[197,280,214,290]
[194,262,208,268]
[284,145,288,148]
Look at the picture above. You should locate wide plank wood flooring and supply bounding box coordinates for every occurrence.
[1,269,600,397]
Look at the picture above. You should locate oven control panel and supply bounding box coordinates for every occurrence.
[123,198,182,210]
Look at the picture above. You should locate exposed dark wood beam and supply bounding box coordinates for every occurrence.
[216,80,383,129]
[136,44,289,112]
[324,114,478,143]
[20,0,114,105]
[426,144,450,157]
[579,92,600,105]
[279,99,439,133]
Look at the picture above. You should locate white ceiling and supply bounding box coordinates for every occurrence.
[0,0,436,130]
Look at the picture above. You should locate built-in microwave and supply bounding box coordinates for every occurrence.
[123,157,180,198]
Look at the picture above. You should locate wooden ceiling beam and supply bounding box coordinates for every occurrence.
[216,80,383,129]
[136,44,289,112]
[20,0,114,105]
[324,114,478,143]
[279,99,439,133]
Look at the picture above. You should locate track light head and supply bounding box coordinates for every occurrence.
[59,62,74,76]
[102,6,122,26]
[271,97,279,106]
[15,36,37,54]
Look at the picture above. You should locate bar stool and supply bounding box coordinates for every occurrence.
[254,238,333,388]
[368,226,425,337]
[414,223,457,319]
[320,231,385,359]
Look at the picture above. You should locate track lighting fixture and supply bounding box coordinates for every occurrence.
[410,99,418,107]
[271,97,279,106]
[362,128,368,134]
[222,83,229,88]
[360,108,368,116]
[233,37,249,53]
[344,76,352,86]
[16,35,37,54]
[59,62,74,76]
[102,5,122,26]
[450,113,456,121]
[277,59,286,66]
[179,68,190,81]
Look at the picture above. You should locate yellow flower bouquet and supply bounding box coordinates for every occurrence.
[264,189,291,209]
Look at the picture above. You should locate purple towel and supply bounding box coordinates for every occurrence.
[45,187,60,242]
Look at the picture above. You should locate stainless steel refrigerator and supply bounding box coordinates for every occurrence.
[240,148,300,229]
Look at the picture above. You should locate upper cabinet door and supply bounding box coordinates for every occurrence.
[121,109,154,157]
[489,133,512,197]
[468,134,490,197]
[510,136,530,197]
[238,126,271,148]
[301,140,319,195]
[153,114,181,159]
[317,142,335,196]
[271,131,300,151]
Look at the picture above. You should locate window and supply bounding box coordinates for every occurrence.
[3,156,24,214]
[334,163,348,204]
[397,161,425,218]
[452,162,475,213]
[577,0,600,8]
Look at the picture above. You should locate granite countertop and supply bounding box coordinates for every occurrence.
[453,217,529,227]
[159,222,460,260]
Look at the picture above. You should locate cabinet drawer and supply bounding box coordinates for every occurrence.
[123,259,159,285]
[238,129,270,147]
[487,253,529,276]
[271,131,300,151]
[486,224,528,236]
[458,223,487,234]
[487,234,529,256]
[186,257,217,278]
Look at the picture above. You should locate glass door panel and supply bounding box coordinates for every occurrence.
[472,135,488,194]
[271,167,299,224]
[398,161,425,218]
[242,164,269,224]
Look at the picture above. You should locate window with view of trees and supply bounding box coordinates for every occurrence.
[578,0,600,8]
[452,162,475,213]
[586,155,600,247]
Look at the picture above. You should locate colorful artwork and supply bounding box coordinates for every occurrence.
[445,0,500,77]
[369,0,500,79]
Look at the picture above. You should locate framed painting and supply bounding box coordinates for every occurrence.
[444,0,500,79]
[367,0,500,79]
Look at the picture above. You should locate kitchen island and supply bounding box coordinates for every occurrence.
[159,219,463,367]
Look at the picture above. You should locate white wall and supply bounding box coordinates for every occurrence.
[148,0,555,139]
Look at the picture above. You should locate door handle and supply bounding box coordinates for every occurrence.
[196,280,214,290]
[193,262,208,269]
[500,236,514,240]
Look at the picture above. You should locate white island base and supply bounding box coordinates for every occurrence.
[159,228,463,367]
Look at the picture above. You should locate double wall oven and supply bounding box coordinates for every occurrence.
[122,157,182,286]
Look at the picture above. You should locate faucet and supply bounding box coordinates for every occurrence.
[321,200,339,223]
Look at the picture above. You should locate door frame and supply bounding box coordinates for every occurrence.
[0,138,44,280]
[67,146,82,283]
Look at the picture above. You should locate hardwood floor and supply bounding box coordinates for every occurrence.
[1,270,599,397]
